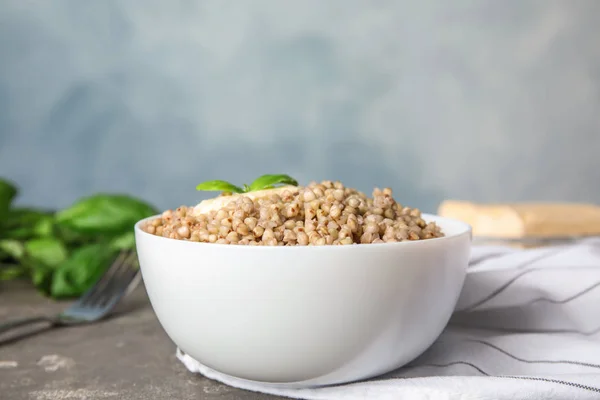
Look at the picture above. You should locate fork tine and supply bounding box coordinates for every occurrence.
[79,252,137,307]
[58,250,141,324]
[96,268,140,310]
[76,250,134,306]
[93,260,139,308]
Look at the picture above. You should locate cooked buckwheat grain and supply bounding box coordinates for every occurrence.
[142,181,444,245]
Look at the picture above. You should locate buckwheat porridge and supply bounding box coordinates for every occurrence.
[142,180,444,246]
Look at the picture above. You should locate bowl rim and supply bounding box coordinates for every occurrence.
[134,212,471,251]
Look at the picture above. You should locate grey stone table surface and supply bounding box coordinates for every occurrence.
[0,281,284,400]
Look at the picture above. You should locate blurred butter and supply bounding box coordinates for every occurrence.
[192,185,299,215]
[438,200,600,238]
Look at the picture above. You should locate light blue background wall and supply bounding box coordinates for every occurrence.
[1,1,599,213]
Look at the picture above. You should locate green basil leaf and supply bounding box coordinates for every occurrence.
[33,216,54,237]
[55,225,93,247]
[109,231,135,251]
[4,208,54,240]
[248,174,298,192]
[55,194,158,234]
[5,208,52,226]
[0,239,25,261]
[51,244,117,298]
[31,263,53,295]
[25,238,68,268]
[195,180,244,193]
[0,178,18,225]
[0,264,26,281]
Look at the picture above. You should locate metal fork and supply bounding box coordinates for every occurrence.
[0,250,141,341]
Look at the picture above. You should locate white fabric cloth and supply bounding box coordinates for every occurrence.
[177,238,600,399]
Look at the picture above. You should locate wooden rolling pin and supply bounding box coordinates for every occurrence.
[438,201,600,240]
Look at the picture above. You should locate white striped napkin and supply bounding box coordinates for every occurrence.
[178,238,600,399]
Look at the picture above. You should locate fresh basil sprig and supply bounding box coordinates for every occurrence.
[195,180,244,194]
[196,174,298,194]
[0,177,158,299]
[248,174,298,191]
[55,194,158,234]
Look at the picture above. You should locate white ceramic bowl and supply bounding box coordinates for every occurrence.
[135,214,471,388]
